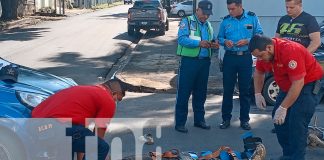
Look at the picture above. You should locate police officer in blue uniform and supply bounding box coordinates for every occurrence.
[175,0,219,133]
[217,0,263,130]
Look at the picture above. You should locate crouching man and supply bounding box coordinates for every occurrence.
[32,78,126,160]
[249,35,323,160]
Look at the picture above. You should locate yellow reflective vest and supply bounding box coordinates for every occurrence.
[177,15,214,57]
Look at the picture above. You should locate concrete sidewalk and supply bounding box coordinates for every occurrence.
[111,19,324,159]
[114,18,223,94]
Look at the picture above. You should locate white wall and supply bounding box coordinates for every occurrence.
[195,0,324,59]
[197,0,324,37]
[35,0,56,13]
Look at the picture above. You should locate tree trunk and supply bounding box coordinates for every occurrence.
[0,0,18,20]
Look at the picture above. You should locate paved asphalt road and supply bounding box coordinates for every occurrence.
[1,4,323,159]
[0,5,137,84]
[106,92,324,159]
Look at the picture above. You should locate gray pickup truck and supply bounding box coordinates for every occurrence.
[127,0,169,36]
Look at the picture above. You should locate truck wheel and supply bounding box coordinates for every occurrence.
[134,28,140,35]
[159,24,166,36]
[128,25,135,36]
[262,76,278,106]
[165,19,169,31]
[0,131,25,160]
[177,10,185,17]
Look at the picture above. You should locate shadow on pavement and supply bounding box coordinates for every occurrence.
[105,92,286,159]
[113,32,143,43]
[98,13,128,20]
[145,30,166,38]
[108,92,324,159]
[0,27,50,42]
[37,50,126,85]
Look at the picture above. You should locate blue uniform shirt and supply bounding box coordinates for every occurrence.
[178,15,216,57]
[217,10,263,52]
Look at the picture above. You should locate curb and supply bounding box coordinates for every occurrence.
[105,31,176,93]
[105,32,148,80]
[105,19,226,94]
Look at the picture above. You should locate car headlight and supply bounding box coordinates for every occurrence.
[16,91,49,108]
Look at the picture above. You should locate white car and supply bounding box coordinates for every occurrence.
[170,1,193,17]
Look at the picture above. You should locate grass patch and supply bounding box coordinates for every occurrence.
[93,1,124,9]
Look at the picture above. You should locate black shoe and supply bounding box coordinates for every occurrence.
[219,120,230,129]
[175,126,188,133]
[240,122,251,130]
[194,122,211,130]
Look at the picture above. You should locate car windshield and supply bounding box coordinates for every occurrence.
[133,1,161,8]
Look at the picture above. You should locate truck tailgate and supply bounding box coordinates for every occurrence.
[129,8,161,21]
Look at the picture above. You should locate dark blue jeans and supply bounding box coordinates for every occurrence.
[221,53,252,122]
[175,56,211,127]
[66,125,109,160]
[273,82,320,160]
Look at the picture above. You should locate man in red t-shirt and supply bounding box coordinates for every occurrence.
[248,35,323,160]
[32,78,126,160]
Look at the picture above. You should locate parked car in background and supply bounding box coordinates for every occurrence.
[170,0,193,17]
[124,0,133,5]
[257,22,324,105]
[0,57,77,160]
[127,0,169,36]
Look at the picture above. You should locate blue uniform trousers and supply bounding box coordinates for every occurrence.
[221,53,252,122]
[273,82,320,160]
[66,125,109,160]
[175,56,211,127]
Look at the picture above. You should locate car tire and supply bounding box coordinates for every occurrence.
[177,10,185,17]
[0,131,25,160]
[262,76,278,106]
[159,24,166,36]
[134,28,140,35]
[128,25,135,36]
[165,19,169,31]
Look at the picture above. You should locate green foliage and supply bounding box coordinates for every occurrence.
[93,1,124,9]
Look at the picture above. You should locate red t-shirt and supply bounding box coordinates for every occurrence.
[256,38,323,92]
[32,85,116,130]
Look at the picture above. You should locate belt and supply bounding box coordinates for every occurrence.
[197,56,210,60]
[225,50,250,55]
[183,56,210,60]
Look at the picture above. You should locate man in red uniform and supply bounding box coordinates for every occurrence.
[249,35,323,160]
[32,78,126,160]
